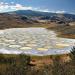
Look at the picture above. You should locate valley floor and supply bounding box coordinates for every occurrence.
[0,22,75,75]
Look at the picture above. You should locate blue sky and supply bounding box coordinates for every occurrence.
[0,0,75,14]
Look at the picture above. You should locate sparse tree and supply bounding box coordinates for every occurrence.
[18,54,31,75]
[70,46,75,64]
[52,56,61,75]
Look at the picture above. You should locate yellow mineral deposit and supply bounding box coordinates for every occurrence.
[37,48,48,51]
[56,43,70,48]
[9,45,21,48]
[20,47,32,50]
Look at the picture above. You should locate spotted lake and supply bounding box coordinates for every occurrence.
[0,28,75,56]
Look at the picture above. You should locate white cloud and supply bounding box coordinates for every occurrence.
[0,2,34,12]
[11,2,14,4]
[14,4,33,10]
[55,11,66,13]
[0,2,66,14]
[0,2,3,5]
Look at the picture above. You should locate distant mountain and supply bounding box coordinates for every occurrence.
[8,10,75,22]
[0,12,38,29]
[9,10,56,17]
[0,10,75,29]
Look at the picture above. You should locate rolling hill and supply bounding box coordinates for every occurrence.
[8,10,75,22]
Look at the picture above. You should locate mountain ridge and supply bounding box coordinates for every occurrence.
[6,10,75,22]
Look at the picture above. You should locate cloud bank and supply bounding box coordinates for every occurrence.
[0,2,66,13]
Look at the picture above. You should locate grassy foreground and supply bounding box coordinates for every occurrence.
[0,52,75,75]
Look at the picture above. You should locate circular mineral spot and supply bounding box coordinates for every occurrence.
[19,41,28,44]
[4,39,15,42]
[0,43,9,46]
[26,44,37,47]
[8,42,16,44]
[0,30,4,34]
[44,46,52,49]
[20,47,32,50]
[29,41,36,44]
[37,48,48,51]
[56,43,70,48]
[1,38,7,41]
[0,43,6,45]
[9,45,21,48]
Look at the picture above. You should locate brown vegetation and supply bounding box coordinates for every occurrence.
[0,52,75,75]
